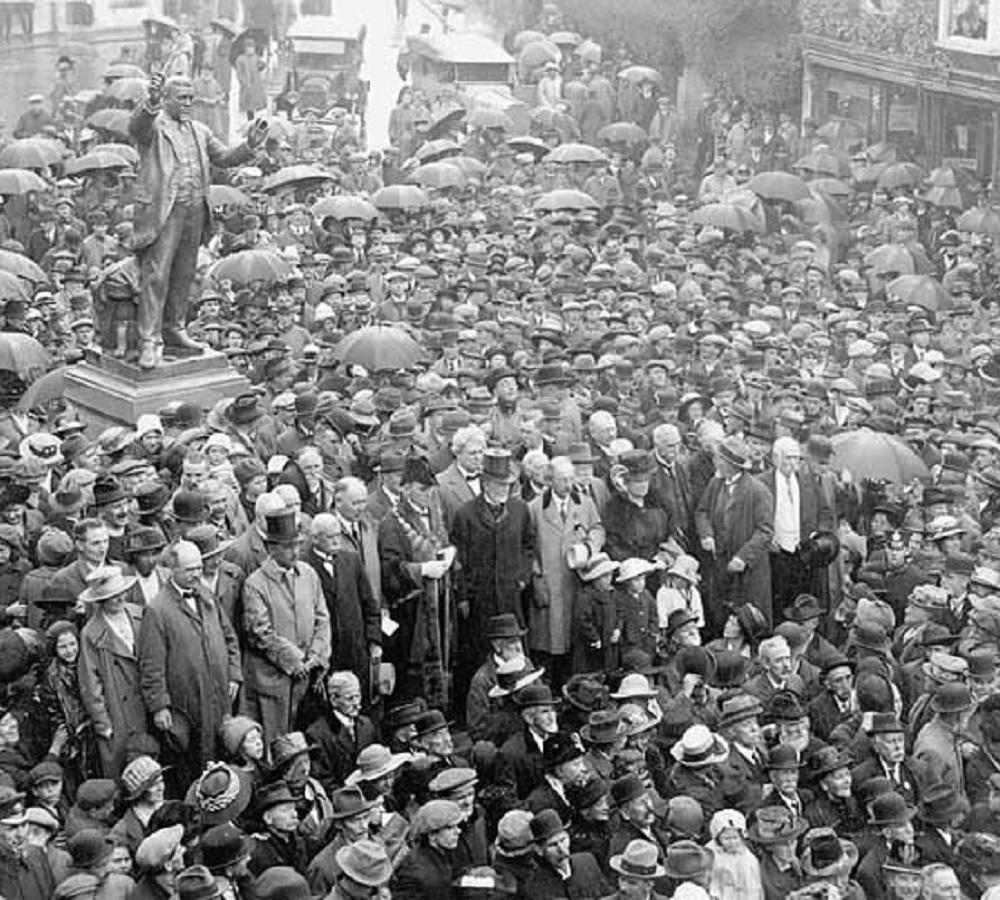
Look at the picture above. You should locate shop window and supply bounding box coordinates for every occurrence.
[938,0,1000,51]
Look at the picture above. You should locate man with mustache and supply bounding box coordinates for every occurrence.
[129,73,267,369]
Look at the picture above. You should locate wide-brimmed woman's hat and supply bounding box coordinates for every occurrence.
[79,565,137,604]
[580,552,619,582]
[616,558,658,583]
[345,744,413,786]
[666,554,700,583]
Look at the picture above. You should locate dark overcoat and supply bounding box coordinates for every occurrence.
[695,472,774,625]
[138,582,242,764]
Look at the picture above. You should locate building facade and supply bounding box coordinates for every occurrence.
[801,0,1000,183]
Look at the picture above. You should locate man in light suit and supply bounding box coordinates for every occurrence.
[333,476,381,605]
[760,436,834,622]
[129,73,266,368]
[434,424,486,532]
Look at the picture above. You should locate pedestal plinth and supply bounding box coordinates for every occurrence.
[64,350,250,429]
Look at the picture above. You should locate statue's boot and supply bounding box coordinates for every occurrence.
[162,326,206,351]
[138,339,157,370]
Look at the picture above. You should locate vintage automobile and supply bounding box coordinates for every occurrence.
[287,13,368,117]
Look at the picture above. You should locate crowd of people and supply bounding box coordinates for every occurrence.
[0,1,1000,899]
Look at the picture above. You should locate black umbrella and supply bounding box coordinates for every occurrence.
[426,107,466,141]
[230,27,269,65]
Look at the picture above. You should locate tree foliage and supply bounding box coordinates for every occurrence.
[557,0,801,105]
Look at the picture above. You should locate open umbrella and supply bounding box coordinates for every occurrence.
[90,143,139,166]
[529,107,576,135]
[17,366,66,411]
[518,39,561,69]
[467,107,513,131]
[229,27,269,65]
[64,151,130,176]
[87,109,131,139]
[0,249,44,282]
[618,65,661,84]
[543,143,607,165]
[793,149,849,178]
[425,107,466,141]
[0,139,63,170]
[0,272,28,302]
[410,161,467,190]
[808,177,854,198]
[597,122,647,147]
[371,185,430,211]
[443,156,486,179]
[413,139,463,163]
[142,12,180,30]
[886,274,951,312]
[957,207,1000,237]
[864,243,921,276]
[920,185,965,210]
[512,29,546,50]
[534,189,600,211]
[0,168,47,195]
[748,171,811,203]
[104,62,145,81]
[333,325,425,371]
[691,203,764,233]
[865,141,899,164]
[311,195,378,222]
[208,249,291,285]
[794,197,834,226]
[876,162,924,190]
[208,184,251,208]
[831,429,930,483]
[549,30,582,46]
[506,135,549,159]
[0,333,49,382]
[574,39,601,64]
[105,77,148,104]
[261,165,335,193]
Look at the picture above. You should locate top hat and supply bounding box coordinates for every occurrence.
[481,449,517,484]
[709,650,748,688]
[930,681,973,714]
[263,509,298,544]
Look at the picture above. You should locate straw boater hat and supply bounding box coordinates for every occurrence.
[670,725,729,767]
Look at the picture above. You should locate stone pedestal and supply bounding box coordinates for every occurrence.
[64,350,250,430]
